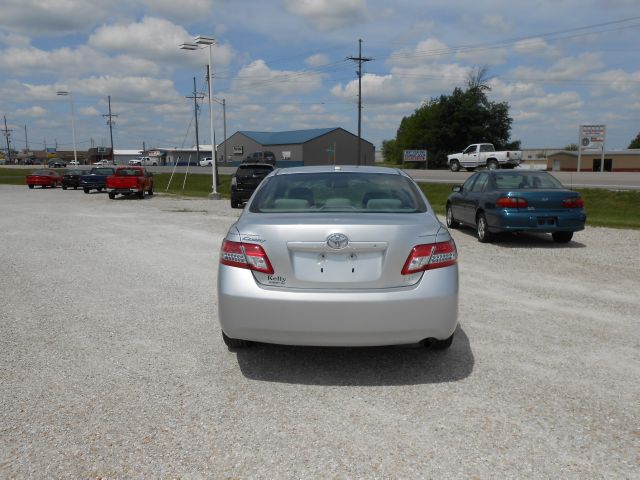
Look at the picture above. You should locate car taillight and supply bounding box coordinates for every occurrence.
[562,197,584,208]
[401,240,457,275]
[496,196,528,208]
[220,240,274,274]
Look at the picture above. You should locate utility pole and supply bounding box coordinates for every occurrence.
[2,116,12,164]
[348,39,372,166]
[186,77,204,166]
[102,96,118,159]
[222,98,227,163]
[24,125,29,151]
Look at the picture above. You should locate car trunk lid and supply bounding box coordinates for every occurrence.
[234,212,444,289]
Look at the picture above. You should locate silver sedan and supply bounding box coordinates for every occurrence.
[217,166,459,349]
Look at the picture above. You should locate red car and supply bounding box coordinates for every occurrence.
[26,170,63,189]
[106,166,154,199]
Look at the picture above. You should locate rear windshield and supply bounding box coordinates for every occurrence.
[236,165,274,177]
[250,172,427,213]
[494,172,564,190]
[91,168,115,175]
[116,168,142,176]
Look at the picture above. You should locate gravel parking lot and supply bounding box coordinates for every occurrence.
[1,185,638,478]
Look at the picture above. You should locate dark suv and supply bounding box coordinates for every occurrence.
[230,163,275,208]
[243,151,276,166]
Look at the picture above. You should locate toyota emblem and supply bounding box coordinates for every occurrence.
[327,233,349,250]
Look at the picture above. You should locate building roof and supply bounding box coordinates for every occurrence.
[239,128,339,145]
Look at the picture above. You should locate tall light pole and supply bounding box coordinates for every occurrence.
[180,35,220,199]
[56,91,78,164]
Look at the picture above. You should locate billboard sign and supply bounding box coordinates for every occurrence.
[580,125,606,150]
[403,149,428,162]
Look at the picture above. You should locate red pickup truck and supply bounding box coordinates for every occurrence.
[106,166,154,199]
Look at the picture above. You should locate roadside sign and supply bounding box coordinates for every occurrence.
[403,149,427,162]
[580,125,606,150]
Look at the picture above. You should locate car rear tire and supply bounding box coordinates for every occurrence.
[487,159,499,170]
[430,333,454,350]
[148,185,154,196]
[446,204,460,229]
[62,186,67,190]
[230,198,241,209]
[138,190,144,199]
[476,213,493,243]
[552,231,573,243]
[450,160,461,172]
[108,192,115,199]
[28,184,34,189]
[222,331,251,349]
[84,188,90,194]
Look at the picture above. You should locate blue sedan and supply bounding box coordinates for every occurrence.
[446,170,586,243]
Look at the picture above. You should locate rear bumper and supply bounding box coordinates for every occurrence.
[487,209,586,233]
[230,188,255,201]
[218,264,459,346]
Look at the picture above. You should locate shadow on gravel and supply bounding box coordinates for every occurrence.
[453,226,586,249]
[234,325,474,386]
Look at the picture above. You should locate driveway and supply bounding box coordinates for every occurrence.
[1,185,638,478]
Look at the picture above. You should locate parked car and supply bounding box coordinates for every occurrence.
[446,170,586,243]
[80,167,116,193]
[106,166,154,199]
[62,169,84,189]
[68,160,80,166]
[26,169,63,189]
[447,143,522,172]
[218,165,459,349]
[230,163,275,208]
[48,159,67,168]
[199,157,214,167]
[242,151,276,166]
[129,156,157,166]
[92,159,112,166]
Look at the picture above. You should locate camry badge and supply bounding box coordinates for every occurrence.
[327,233,349,250]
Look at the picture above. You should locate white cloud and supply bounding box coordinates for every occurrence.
[513,38,562,59]
[89,17,234,69]
[89,17,192,60]
[283,0,370,31]
[510,53,604,82]
[0,0,112,34]
[233,60,324,96]
[482,14,511,33]
[16,106,47,117]
[79,107,100,116]
[139,0,212,21]
[306,53,330,67]
[456,46,509,66]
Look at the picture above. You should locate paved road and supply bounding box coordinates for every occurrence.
[5,165,640,189]
[1,185,638,478]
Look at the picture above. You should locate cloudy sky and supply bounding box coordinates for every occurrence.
[1,0,639,154]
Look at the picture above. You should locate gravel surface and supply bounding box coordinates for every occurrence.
[1,185,638,478]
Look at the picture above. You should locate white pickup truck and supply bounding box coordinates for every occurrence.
[447,143,522,171]
[129,156,158,166]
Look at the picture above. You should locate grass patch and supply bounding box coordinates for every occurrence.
[152,172,232,198]
[3,168,639,230]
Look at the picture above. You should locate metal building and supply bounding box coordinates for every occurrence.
[217,127,375,166]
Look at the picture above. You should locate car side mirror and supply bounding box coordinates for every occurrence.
[452,185,462,193]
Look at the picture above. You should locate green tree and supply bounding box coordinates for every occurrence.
[628,132,640,149]
[383,67,518,168]
[564,143,579,151]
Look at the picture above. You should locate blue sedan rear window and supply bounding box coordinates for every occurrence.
[250,172,427,213]
[494,172,564,190]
